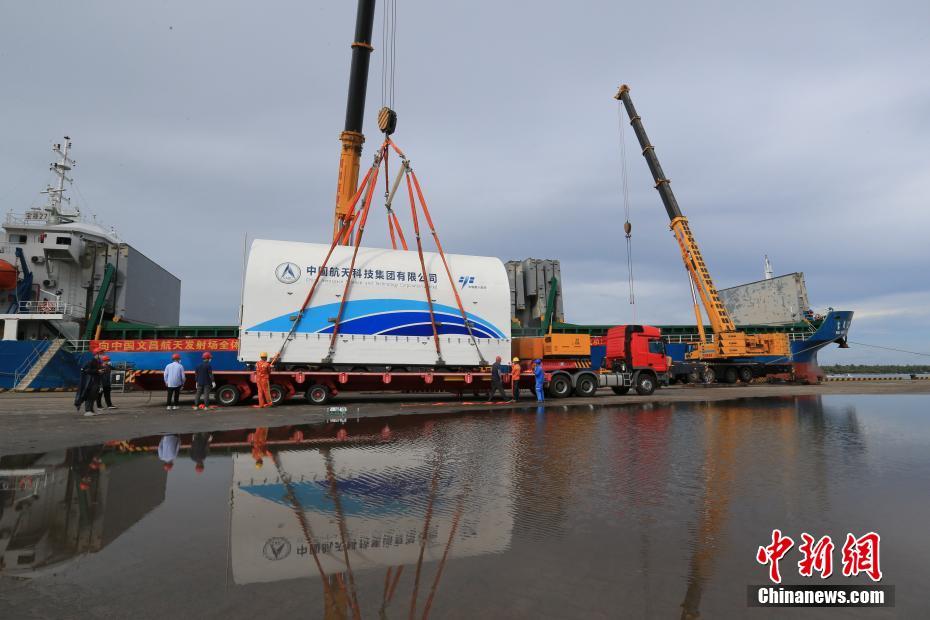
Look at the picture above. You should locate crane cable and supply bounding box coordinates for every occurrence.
[617,98,636,321]
[380,0,397,110]
[381,0,400,246]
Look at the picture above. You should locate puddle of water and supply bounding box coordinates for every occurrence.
[1,395,927,618]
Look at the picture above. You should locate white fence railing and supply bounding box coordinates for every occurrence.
[16,300,84,317]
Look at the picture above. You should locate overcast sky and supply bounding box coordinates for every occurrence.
[2,1,929,364]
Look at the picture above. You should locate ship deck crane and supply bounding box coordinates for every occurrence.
[614,85,790,363]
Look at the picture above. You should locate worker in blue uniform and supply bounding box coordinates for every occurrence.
[533,359,545,402]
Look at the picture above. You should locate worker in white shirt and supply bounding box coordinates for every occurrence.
[163,353,185,411]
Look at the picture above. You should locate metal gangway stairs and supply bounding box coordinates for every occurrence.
[13,339,65,391]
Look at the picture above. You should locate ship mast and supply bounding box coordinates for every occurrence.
[40,137,79,224]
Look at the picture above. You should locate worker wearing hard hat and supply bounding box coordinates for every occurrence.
[254,352,278,408]
[96,355,116,410]
[194,352,216,410]
[251,427,271,467]
[511,357,522,400]
[190,432,212,473]
[75,348,103,416]
[158,434,180,472]
[533,359,545,402]
[163,353,185,411]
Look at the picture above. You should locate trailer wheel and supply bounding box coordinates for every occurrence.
[216,384,241,407]
[634,372,657,396]
[574,374,598,397]
[548,375,572,398]
[611,385,631,395]
[305,384,332,405]
[723,367,738,384]
[738,366,753,383]
[270,384,287,405]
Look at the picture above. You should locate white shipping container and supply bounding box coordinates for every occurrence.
[239,240,511,366]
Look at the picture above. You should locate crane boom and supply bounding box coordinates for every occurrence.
[333,0,378,243]
[614,84,789,360]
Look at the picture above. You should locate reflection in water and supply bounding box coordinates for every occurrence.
[2,394,914,619]
[0,447,166,576]
[233,419,511,618]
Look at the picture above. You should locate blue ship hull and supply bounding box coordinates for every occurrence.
[662,310,853,382]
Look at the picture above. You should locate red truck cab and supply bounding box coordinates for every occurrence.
[603,325,669,394]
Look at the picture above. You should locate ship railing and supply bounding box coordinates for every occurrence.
[17,300,83,317]
[664,331,814,345]
[12,345,45,387]
[67,340,92,353]
[662,334,708,344]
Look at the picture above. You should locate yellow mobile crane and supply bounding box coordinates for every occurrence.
[614,85,791,382]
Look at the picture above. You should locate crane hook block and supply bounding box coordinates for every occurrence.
[378,107,398,136]
[624,221,632,236]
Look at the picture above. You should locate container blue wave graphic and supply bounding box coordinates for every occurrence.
[246,298,505,339]
[241,473,451,517]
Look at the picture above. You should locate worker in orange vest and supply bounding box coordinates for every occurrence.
[510,357,522,400]
[253,352,278,408]
[250,427,271,468]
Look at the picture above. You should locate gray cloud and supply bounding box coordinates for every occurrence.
[2,0,928,364]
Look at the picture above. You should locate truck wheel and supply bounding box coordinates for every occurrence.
[305,384,332,405]
[634,372,657,396]
[702,367,716,384]
[574,374,598,397]
[548,375,572,398]
[723,367,738,384]
[738,366,753,383]
[270,384,287,405]
[216,384,241,407]
[611,385,631,395]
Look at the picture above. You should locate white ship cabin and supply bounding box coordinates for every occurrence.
[0,138,180,343]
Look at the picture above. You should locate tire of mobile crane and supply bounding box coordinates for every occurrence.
[738,366,754,383]
[723,367,739,384]
[305,384,332,405]
[634,372,657,396]
[574,374,598,397]
[702,367,716,384]
[216,384,241,407]
[548,375,572,399]
[270,384,287,405]
[611,385,631,395]
[687,371,701,384]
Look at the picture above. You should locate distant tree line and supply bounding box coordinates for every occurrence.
[822,364,930,374]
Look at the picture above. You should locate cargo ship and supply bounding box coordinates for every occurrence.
[0,138,184,390]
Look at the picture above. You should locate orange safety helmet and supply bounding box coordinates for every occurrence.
[171,353,181,360]
[101,355,111,362]
[260,352,268,359]
[202,352,212,359]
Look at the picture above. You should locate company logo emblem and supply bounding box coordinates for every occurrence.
[458,275,475,289]
[263,537,292,561]
[275,262,301,284]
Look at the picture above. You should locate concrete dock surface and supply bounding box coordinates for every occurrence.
[2,380,927,455]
